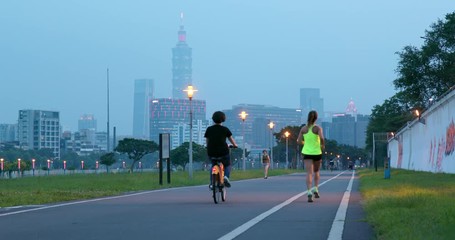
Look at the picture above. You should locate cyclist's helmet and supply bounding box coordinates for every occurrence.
[212,111,226,123]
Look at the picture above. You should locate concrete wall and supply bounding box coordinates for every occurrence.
[388,89,455,173]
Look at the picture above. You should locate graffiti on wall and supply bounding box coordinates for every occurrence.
[428,119,454,172]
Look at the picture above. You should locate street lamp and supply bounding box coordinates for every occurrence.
[63,160,67,175]
[47,159,51,175]
[0,158,3,177]
[415,109,426,125]
[284,131,290,169]
[184,85,198,179]
[268,121,275,169]
[18,158,21,174]
[239,111,248,171]
[32,159,35,176]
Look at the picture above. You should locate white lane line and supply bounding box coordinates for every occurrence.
[0,187,180,217]
[327,170,355,240]
[218,171,347,240]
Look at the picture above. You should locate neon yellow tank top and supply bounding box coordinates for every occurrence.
[302,125,322,155]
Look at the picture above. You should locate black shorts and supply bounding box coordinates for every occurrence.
[209,154,231,167]
[303,154,322,161]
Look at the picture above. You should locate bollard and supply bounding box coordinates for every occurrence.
[384,157,391,179]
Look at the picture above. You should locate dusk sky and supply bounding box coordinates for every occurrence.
[1,1,454,135]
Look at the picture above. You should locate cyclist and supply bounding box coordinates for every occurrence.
[204,111,238,189]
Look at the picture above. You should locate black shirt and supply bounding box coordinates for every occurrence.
[204,124,232,157]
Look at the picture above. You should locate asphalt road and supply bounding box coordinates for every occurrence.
[0,170,373,240]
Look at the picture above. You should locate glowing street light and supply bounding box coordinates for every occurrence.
[415,109,426,124]
[32,159,36,176]
[268,121,275,169]
[284,131,290,169]
[239,111,248,171]
[47,159,51,175]
[17,158,21,171]
[63,160,67,174]
[184,85,198,179]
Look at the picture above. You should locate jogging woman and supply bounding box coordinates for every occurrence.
[297,110,325,203]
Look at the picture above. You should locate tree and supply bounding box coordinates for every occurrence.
[275,125,302,168]
[365,94,414,150]
[394,12,455,110]
[100,152,116,173]
[115,138,158,172]
[170,142,207,168]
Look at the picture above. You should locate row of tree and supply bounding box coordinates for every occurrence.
[366,12,455,150]
[1,127,368,175]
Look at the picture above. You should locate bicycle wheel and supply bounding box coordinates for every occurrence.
[212,173,219,204]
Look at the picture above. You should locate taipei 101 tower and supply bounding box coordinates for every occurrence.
[172,13,192,99]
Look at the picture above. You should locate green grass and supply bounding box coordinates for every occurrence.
[358,168,455,240]
[0,169,295,207]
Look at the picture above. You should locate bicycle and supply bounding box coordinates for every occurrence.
[210,156,227,204]
[209,145,235,204]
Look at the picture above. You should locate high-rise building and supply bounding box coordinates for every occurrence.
[18,110,60,160]
[172,13,192,99]
[171,119,210,149]
[150,98,206,143]
[78,114,97,131]
[326,100,369,148]
[133,79,154,139]
[223,104,303,149]
[300,88,324,121]
[0,124,17,143]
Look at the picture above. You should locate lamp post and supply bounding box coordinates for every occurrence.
[0,158,3,177]
[268,121,275,169]
[32,159,35,176]
[17,158,21,176]
[47,159,50,175]
[239,111,248,171]
[63,160,67,175]
[184,85,197,179]
[284,131,290,169]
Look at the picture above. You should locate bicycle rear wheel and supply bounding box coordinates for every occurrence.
[212,173,219,204]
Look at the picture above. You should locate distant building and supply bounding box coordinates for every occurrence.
[61,130,107,156]
[0,124,17,143]
[171,119,210,149]
[326,100,369,148]
[300,88,324,121]
[18,110,60,160]
[78,114,97,131]
[133,79,154,139]
[172,13,192,99]
[150,98,206,143]
[223,104,302,149]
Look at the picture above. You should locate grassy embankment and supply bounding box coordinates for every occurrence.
[0,168,295,207]
[358,168,455,240]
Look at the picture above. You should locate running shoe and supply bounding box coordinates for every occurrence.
[308,194,314,203]
[313,191,320,198]
[224,176,231,188]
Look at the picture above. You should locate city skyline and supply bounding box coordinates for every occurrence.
[1,1,454,135]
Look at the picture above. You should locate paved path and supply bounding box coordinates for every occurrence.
[0,170,373,240]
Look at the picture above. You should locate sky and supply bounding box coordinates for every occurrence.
[1,1,454,135]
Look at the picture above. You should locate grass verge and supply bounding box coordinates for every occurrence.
[0,168,295,207]
[358,168,455,240]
